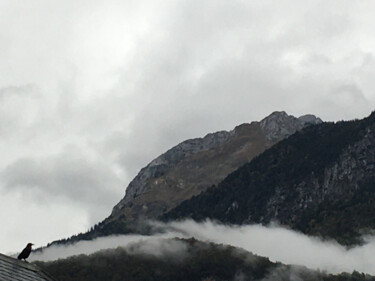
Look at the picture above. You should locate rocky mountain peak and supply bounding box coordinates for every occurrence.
[110,111,322,221]
[259,111,321,141]
[298,114,323,125]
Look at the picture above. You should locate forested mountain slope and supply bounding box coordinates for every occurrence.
[164,112,375,245]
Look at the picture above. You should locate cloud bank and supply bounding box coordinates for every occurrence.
[2,0,375,253]
[31,220,375,275]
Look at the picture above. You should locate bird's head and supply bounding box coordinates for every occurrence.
[27,243,34,248]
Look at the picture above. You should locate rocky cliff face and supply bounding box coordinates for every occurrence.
[110,111,322,221]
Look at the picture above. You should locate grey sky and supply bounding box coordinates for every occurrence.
[1,0,375,253]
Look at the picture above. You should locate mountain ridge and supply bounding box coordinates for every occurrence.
[163,112,375,245]
[110,111,322,222]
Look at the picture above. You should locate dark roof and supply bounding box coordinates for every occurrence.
[0,253,57,281]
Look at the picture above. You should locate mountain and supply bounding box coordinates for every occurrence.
[110,111,322,222]
[44,111,322,246]
[163,112,375,245]
[35,238,375,281]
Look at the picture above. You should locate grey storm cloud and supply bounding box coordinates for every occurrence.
[0,84,41,135]
[0,84,37,99]
[1,147,122,216]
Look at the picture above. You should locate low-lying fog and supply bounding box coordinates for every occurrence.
[30,220,375,275]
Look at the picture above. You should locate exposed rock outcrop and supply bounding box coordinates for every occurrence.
[110,111,322,221]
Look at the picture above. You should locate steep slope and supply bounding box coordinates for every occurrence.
[110,111,322,221]
[163,112,375,245]
[35,238,375,281]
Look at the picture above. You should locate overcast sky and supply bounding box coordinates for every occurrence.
[1,0,375,254]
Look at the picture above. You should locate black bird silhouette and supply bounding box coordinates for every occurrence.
[17,243,34,261]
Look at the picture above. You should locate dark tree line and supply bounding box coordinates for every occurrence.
[35,238,375,281]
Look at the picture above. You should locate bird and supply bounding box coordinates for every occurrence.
[17,243,34,261]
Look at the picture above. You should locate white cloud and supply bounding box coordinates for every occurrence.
[30,220,375,275]
[29,233,182,262]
